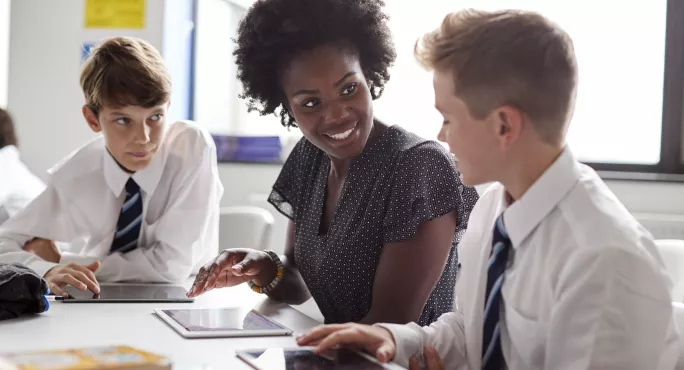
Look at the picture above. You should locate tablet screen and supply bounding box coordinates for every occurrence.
[161,308,286,332]
[238,348,388,369]
[63,284,190,301]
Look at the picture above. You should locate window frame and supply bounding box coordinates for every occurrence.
[586,0,684,181]
[190,0,684,175]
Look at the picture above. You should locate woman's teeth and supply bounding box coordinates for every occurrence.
[326,127,354,140]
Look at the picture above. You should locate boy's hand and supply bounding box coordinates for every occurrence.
[296,323,397,363]
[44,261,101,297]
[409,347,444,370]
[23,238,61,263]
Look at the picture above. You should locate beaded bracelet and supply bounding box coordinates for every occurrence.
[247,250,285,294]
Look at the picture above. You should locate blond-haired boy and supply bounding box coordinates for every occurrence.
[297,9,678,370]
[0,37,223,296]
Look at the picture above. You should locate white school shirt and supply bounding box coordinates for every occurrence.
[0,121,224,283]
[0,145,46,224]
[382,148,679,370]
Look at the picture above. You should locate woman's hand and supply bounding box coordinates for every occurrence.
[187,248,277,297]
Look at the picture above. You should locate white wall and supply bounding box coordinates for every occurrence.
[0,0,10,107]
[7,0,166,177]
[218,161,684,251]
[216,164,684,216]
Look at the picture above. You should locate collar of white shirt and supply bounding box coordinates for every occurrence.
[0,145,20,161]
[103,148,164,197]
[503,148,581,249]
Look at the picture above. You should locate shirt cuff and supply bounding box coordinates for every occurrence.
[27,259,59,279]
[60,251,99,266]
[376,322,423,368]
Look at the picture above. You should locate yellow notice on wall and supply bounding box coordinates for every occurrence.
[84,0,146,29]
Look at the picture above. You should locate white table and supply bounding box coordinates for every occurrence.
[0,281,326,369]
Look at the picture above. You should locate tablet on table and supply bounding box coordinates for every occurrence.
[154,307,293,338]
[236,347,407,369]
[58,284,193,303]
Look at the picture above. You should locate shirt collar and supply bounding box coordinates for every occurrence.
[502,147,582,249]
[0,145,20,161]
[103,149,164,197]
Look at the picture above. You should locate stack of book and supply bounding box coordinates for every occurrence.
[212,135,282,163]
[0,346,171,370]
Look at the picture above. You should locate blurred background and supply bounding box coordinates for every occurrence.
[1,0,684,251]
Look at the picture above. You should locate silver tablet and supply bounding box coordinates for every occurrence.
[236,347,406,369]
[58,284,193,303]
[153,307,293,338]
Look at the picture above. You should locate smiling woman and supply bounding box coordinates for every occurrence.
[189,0,480,326]
[279,43,378,161]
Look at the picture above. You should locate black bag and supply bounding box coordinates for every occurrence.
[0,263,49,320]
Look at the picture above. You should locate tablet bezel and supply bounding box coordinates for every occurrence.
[236,347,407,370]
[153,308,293,338]
[58,284,194,303]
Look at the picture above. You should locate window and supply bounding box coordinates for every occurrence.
[193,0,684,176]
[193,0,288,137]
[376,0,684,177]
[193,0,245,135]
[0,0,9,107]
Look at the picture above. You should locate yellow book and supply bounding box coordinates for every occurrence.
[0,346,171,370]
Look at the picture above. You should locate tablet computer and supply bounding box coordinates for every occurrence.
[153,307,293,338]
[58,284,193,303]
[236,347,406,369]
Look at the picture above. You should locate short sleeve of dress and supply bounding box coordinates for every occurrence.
[267,138,309,221]
[382,141,477,244]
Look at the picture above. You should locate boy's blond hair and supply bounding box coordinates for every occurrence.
[80,37,171,115]
[415,9,577,144]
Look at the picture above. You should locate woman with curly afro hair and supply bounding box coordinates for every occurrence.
[189,0,479,326]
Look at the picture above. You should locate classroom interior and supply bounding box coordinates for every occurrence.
[2,0,684,369]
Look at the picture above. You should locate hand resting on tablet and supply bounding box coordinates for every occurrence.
[298,323,446,369]
[297,323,397,363]
[43,261,101,297]
[23,238,101,296]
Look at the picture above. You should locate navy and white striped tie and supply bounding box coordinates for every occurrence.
[110,178,143,254]
[482,214,511,370]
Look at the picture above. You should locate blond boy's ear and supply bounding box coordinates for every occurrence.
[494,104,525,151]
[82,105,101,133]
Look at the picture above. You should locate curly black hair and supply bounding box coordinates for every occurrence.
[234,0,396,128]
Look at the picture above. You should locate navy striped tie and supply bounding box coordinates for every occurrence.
[482,215,511,370]
[110,178,143,254]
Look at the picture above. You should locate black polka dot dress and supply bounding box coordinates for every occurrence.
[268,125,479,325]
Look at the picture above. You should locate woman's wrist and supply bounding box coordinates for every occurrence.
[249,251,284,293]
[252,256,277,286]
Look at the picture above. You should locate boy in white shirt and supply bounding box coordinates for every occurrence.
[297,9,679,370]
[0,37,223,296]
[0,108,46,224]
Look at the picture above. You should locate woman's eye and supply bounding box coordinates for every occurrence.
[303,99,321,108]
[342,83,357,95]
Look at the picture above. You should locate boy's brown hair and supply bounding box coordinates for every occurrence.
[415,9,577,144]
[80,37,172,116]
[0,108,17,149]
